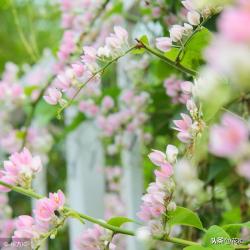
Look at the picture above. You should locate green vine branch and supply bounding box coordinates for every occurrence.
[137,39,197,76]
[0,180,248,249]
[56,45,137,118]
[175,17,210,63]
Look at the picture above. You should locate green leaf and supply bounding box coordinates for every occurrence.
[103,2,123,19]
[133,35,149,55]
[140,35,149,45]
[184,246,212,250]
[168,206,204,231]
[34,100,58,125]
[24,85,39,96]
[222,221,250,238]
[203,225,234,250]
[107,216,136,227]
[165,28,212,71]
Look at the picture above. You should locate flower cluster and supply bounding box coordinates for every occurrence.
[173,107,204,144]
[96,90,150,155]
[0,148,42,192]
[13,190,65,247]
[44,26,129,107]
[197,0,250,102]
[155,0,224,53]
[164,75,193,104]
[137,145,177,236]
[209,113,250,180]
[76,225,116,250]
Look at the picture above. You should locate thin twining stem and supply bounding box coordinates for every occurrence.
[137,39,197,76]
[56,45,137,118]
[0,180,249,249]
[175,17,209,63]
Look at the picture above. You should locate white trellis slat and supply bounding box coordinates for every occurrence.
[117,54,144,249]
[66,108,105,250]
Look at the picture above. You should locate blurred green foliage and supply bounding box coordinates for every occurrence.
[0,0,61,72]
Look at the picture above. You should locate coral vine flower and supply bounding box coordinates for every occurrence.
[0,148,42,192]
[209,113,249,157]
[44,87,62,105]
[76,225,116,250]
[218,3,250,43]
[173,113,193,143]
[13,190,66,244]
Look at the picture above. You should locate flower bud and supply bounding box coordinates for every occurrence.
[181,0,195,11]
[186,99,197,114]
[169,25,185,42]
[167,201,177,211]
[184,23,193,35]
[187,11,201,26]
[97,46,111,58]
[155,37,172,52]
[166,144,178,164]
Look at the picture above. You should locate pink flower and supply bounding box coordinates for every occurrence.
[114,26,128,43]
[33,198,56,222]
[79,100,99,117]
[76,225,116,250]
[0,219,15,238]
[237,161,250,180]
[181,0,195,11]
[82,46,97,64]
[180,81,193,94]
[44,88,62,105]
[101,96,114,111]
[0,148,42,191]
[154,163,173,181]
[137,204,152,221]
[148,150,166,167]
[9,148,42,173]
[16,216,35,229]
[155,37,172,52]
[120,89,134,104]
[218,6,250,43]
[164,76,192,104]
[49,190,65,209]
[0,172,17,192]
[173,113,193,143]
[13,215,38,239]
[209,113,248,157]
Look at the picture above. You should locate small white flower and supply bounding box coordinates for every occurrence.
[97,46,111,58]
[166,144,178,164]
[167,201,177,212]
[169,25,185,42]
[187,11,201,26]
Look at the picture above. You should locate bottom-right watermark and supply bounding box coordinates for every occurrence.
[211,237,249,246]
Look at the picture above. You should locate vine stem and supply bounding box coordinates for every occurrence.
[0,180,202,247]
[175,17,209,63]
[137,40,197,76]
[0,181,248,249]
[57,45,137,117]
